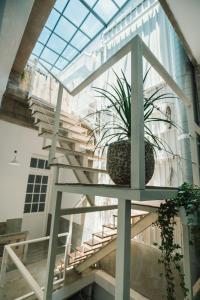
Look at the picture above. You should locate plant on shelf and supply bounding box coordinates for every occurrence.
[154,182,200,300]
[85,69,175,185]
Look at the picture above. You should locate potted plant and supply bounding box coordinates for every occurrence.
[86,70,175,185]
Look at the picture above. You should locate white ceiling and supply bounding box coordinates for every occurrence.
[164,0,200,65]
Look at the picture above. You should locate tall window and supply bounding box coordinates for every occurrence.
[24,157,50,214]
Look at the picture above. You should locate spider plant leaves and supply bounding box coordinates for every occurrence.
[85,70,176,152]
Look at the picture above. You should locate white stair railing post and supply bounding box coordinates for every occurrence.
[49,83,64,163]
[44,190,62,300]
[115,199,131,300]
[131,35,145,190]
[0,248,9,287]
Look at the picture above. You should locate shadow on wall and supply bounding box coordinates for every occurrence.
[99,240,184,300]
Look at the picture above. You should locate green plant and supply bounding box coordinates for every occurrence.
[85,70,175,153]
[154,182,200,300]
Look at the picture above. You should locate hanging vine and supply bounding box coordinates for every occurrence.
[154,182,200,300]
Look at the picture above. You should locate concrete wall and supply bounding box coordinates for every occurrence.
[0,0,34,104]
[99,240,184,300]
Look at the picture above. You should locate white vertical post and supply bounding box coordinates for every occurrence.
[0,248,9,287]
[131,36,145,189]
[180,208,193,300]
[44,190,62,300]
[115,199,131,300]
[49,83,64,163]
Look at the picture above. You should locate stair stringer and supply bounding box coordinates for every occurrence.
[59,140,96,206]
[75,213,157,273]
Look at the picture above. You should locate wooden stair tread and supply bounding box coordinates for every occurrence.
[35,120,91,143]
[50,163,107,174]
[43,145,97,158]
[94,231,117,239]
[39,130,91,146]
[113,210,148,218]
[103,224,117,230]
[84,239,104,247]
[76,245,94,254]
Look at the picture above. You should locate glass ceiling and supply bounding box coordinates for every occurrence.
[30,0,131,74]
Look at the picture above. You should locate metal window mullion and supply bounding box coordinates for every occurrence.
[131,36,145,189]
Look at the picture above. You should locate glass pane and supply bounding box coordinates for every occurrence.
[86,0,97,7]
[36,175,42,184]
[31,204,38,213]
[24,204,31,213]
[33,194,39,202]
[81,13,104,38]
[34,185,40,193]
[42,176,48,184]
[32,42,44,57]
[39,60,52,70]
[54,0,67,12]
[30,158,37,168]
[41,185,47,193]
[71,31,90,50]
[51,67,61,75]
[94,0,118,23]
[63,0,89,27]
[38,27,51,44]
[28,174,35,183]
[47,33,66,54]
[25,194,32,203]
[114,0,127,6]
[26,184,33,193]
[55,17,76,41]
[40,194,46,202]
[45,161,50,170]
[46,9,60,30]
[39,203,45,212]
[41,48,59,64]
[62,45,78,61]
[55,57,68,69]
[38,159,45,169]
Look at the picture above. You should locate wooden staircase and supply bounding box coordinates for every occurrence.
[28,96,107,206]
[67,209,148,269]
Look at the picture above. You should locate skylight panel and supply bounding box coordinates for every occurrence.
[54,16,77,41]
[47,33,66,54]
[62,45,79,61]
[55,57,69,69]
[45,9,60,30]
[38,27,51,44]
[30,0,131,73]
[94,0,118,23]
[32,42,44,56]
[114,0,127,6]
[63,0,89,27]
[85,0,98,7]
[81,13,104,38]
[40,48,59,64]
[71,31,90,50]
[54,0,68,13]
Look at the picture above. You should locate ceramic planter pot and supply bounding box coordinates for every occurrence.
[106,140,155,185]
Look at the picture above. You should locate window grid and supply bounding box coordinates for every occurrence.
[30,0,131,73]
[24,158,50,214]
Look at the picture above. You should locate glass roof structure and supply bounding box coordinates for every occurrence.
[30,0,131,74]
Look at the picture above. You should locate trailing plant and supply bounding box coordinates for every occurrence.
[85,69,176,153]
[154,182,200,300]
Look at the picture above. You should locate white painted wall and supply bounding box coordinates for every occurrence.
[0,0,34,104]
[0,120,50,233]
[0,120,82,238]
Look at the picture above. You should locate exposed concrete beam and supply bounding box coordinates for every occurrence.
[159,0,197,66]
[12,0,55,74]
[0,0,34,105]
